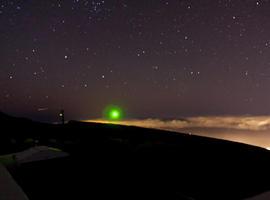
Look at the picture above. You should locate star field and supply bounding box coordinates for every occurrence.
[1,0,270,121]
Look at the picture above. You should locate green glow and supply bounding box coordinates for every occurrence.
[104,105,123,121]
[110,110,120,119]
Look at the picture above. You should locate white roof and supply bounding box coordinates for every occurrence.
[14,146,69,164]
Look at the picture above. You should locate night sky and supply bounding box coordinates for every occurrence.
[1,0,270,122]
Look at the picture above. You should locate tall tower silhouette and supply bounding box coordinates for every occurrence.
[59,109,65,125]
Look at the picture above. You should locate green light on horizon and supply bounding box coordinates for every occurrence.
[104,106,123,121]
[110,109,120,119]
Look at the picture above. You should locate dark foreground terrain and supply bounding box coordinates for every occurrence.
[1,112,270,199]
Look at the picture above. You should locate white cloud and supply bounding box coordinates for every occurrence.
[85,116,270,131]
[83,116,270,149]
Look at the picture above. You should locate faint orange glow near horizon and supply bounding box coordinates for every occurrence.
[83,116,270,150]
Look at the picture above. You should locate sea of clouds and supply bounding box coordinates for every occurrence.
[84,116,270,149]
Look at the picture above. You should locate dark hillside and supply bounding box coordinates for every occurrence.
[1,113,270,199]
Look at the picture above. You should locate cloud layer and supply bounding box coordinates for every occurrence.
[84,116,270,148]
[86,116,270,131]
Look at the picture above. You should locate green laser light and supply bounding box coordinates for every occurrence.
[110,110,120,119]
[104,105,123,121]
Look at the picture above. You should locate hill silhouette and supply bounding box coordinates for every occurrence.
[1,112,270,199]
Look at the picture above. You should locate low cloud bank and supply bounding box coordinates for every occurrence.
[86,116,270,131]
[84,116,270,148]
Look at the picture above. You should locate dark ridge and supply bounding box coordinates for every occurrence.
[0,111,34,125]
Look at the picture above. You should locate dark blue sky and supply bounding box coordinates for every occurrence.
[1,0,270,122]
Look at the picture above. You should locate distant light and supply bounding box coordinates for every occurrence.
[108,109,121,120]
[266,147,270,151]
[111,110,120,119]
[104,105,123,121]
[59,113,63,117]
